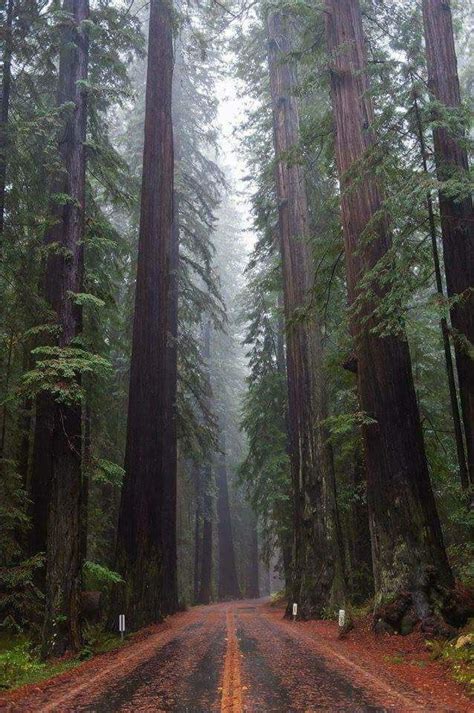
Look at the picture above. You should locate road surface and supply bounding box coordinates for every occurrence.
[1,599,466,712]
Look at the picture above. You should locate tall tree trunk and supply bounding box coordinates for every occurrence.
[280,532,292,595]
[422,0,474,488]
[0,330,14,457]
[246,515,260,599]
[0,0,13,234]
[345,457,373,603]
[28,0,89,657]
[217,433,241,600]
[259,558,271,598]
[193,465,201,603]
[113,0,175,628]
[276,295,286,379]
[17,346,33,490]
[30,396,52,560]
[412,86,469,490]
[276,293,292,593]
[197,319,213,605]
[161,179,179,613]
[81,403,91,563]
[325,0,455,630]
[197,493,213,604]
[266,10,346,618]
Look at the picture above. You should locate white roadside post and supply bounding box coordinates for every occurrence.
[338,609,345,629]
[119,614,126,641]
[292,602,298,621]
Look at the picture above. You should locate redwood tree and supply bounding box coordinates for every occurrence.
[217,435,240,600]
[197,318,214,605]
[29,0,89,656]
[245,514,260,599]
[197,482,213,604]
[411,86,469,489]
[161,176,180,614]
[422,0,474,488]
[325,0,455,630]
[193,462,202,602]
[113,0,176,628]
[266,10,345,618]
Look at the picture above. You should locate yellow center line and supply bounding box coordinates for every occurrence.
[221,607,244,713]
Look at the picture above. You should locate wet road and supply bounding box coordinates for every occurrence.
[0,600,449,712]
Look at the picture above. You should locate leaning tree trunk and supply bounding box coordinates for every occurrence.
[422,0,474,488]
[412,86,469,490]
[113,0,175,629]
[325,0,457,633]
[266,10,346,618]
[217,434,241,600]
[161,43,187,612]
[0,0,13,234]
[28,0,89,657]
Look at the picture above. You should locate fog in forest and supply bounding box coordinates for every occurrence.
[0,0,473,705]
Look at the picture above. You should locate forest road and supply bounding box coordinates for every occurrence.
[1,599,465,712]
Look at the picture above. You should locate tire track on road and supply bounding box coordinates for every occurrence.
[237,605,383,712]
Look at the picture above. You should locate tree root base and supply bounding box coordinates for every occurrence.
[374,582,474,638]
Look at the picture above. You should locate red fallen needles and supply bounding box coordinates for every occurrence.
[267,604,472,712]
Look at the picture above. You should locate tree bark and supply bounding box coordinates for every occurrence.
[28,0,89,657]
[197,497,213,604]
[412,86,469,490]
[81,403,91,563]
[161,176,180,613]
[266,10,346,618]
[113,0,175,628]
[193,464,201,603]
[325,0,455,629]
[259,558,271,598]
[17,346,33,490]
[422,0,474,488]
[0,0,13,234]
[217,433,241,600]
[276,294,292,594]
[30,395,52,560]
[345,457,373,604]
[197,318,213,605]
[246,515,260,599]
[0,330,14,456]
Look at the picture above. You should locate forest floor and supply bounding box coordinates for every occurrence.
[0,598,471,712]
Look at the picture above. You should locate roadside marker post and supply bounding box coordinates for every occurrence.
[292,603,297,621]
[338,609,345,629]
[119,614,125,641]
